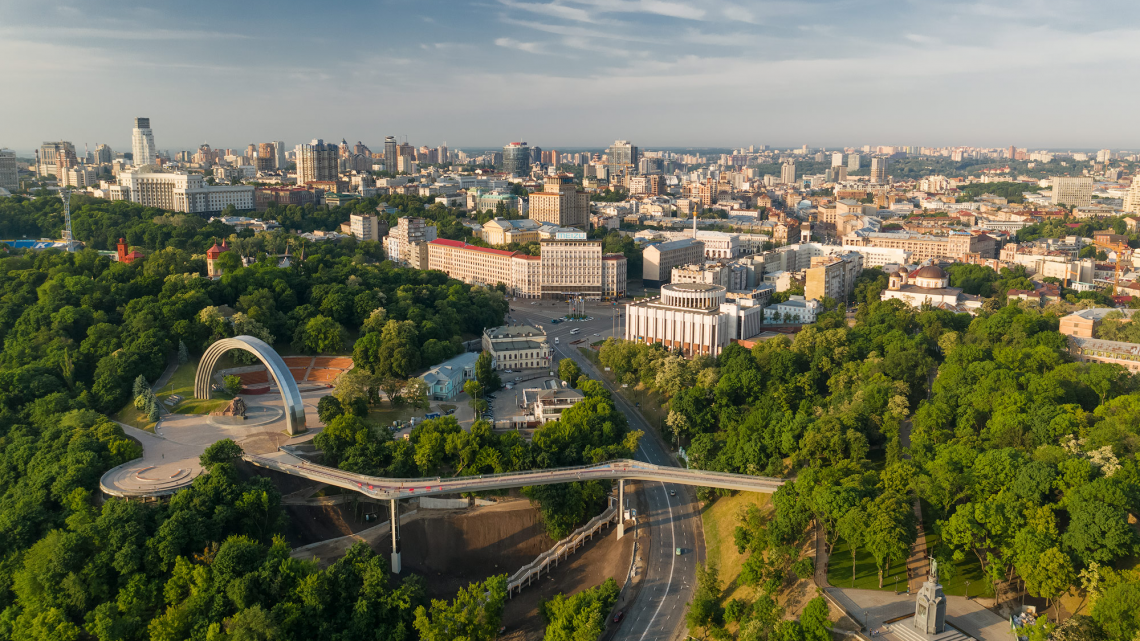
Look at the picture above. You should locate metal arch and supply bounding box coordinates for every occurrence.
[194,336,307,435]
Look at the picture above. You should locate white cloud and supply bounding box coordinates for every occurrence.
[494,37,550,54]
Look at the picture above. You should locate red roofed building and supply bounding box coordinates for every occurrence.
[116,238,144,264]
[206,240,229,278]
[427,238,517,289]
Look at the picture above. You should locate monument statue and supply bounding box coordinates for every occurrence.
[913,555,947,635]
[212,397,248,419]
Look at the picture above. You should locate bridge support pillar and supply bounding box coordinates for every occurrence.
[617,479,625,539]
[390,498,402,574]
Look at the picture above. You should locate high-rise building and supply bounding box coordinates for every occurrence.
[131,117,156,166]
[256,143,276,172]
[1052,176,1094,208]
[272,141,286,169]
[831,152,844,168]
[437,144,448,164]
[94,144,113,164]
[848,153,861,171]
[295,139,338,184]
[501,142,531,176]
[1124,176,1140,214]
[780,161,796,184]
[37,141,77,178]
[385,217,438,267]
[529,174,589,228]
[870,157,887,184]
[0,149,18,192]
[606,140,639,177]
[384,136,397,173]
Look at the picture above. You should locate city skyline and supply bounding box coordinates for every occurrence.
[3,0,1140,151]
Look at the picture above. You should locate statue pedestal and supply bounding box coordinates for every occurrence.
[914,578,947,635]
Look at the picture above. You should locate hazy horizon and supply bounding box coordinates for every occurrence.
[3,0,1139,152]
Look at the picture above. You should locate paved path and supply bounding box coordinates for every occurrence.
[827,588,1009,641]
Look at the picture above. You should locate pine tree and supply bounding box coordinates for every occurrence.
[148,403,160,422]
[177,341,189,365]
[133,375,149,399]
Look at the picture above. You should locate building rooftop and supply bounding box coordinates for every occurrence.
[485,324,547,339]
[429,238,517,257]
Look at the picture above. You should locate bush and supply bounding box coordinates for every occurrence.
[317,395,344,424]
[724,598,749,623]
[793,557,814,580]
[223,374,243,396]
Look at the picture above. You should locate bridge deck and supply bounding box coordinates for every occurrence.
[243,452,784,500]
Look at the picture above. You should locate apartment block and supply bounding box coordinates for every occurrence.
[805,253,862,302]
[843,231,996,262]
[0,149,17,191]
[386,217,438,266]
[295,139,338,184]
[349,213,382,242]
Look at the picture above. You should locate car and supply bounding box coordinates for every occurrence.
[445,408,456,415]
[594,333,600,336]
[676,547,683,556]
[506,369,513,373]
[613,610,624,624]
[670,489,676,496]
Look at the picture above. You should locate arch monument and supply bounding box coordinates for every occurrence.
[194,335,307,435]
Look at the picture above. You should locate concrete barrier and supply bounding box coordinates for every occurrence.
[474,498,497,507]
[418,497,469,509]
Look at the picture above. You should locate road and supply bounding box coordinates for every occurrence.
[508,299,703,641]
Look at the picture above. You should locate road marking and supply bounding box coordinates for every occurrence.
[639,482,676,641]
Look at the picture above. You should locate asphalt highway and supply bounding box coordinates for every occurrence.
[508,299,701,641]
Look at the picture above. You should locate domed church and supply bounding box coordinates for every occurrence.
[881,263,984,313]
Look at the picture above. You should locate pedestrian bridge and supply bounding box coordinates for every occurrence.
[243,450,784,500]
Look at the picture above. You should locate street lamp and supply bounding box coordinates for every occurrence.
[965,580,970,601]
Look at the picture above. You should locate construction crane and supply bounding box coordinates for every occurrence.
[60,188,77,252]
[1092,236,1133,295]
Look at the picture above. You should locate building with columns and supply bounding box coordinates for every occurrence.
[624,283,765,357]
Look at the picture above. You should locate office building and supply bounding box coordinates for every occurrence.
[131,117,156,166]
[295,140,338,184]
[481,324,552,371]
[624,283,765,357]
[606,140,639,177]
[384,136,397,173]
[501,142,531,176]
[118,166,254,213]
[764,296,821,324]
[254,186,316,211]
[385,216,438,267]
[831,152,844,168]
[848,153,861,171]
[60,166,96,189]
[349,213,382,242]
[529,174,589,228]
[482,218,541,245]
[0,149,17,192]
[427,238,516,288]
[780,161,796,184]
[870,157,887,184]
[1052,176,1094,208]
[643,238,705,288]
[539,233,604,299]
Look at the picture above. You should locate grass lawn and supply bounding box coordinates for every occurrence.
[702,492,772,607]
[825,501,992,599]
[173,397,232,415]
[155,361,198,406]
[365,402,455,431]
[918,500,992,598]
[112,403,157,431]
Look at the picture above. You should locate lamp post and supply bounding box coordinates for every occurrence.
[965,580,970,601]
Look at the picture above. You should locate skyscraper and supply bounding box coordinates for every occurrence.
[437,144,448,165]
[0,149,18,192]
[501,142,531,176]
[256,143,276,172]
[831,152,843,168]
[384,136,397,173]
[848,154,861,171]
[295,139,338,184]
[132,117,156,166]
[606,140,639,177]
[780,161,796,185]
[95,144,113,164]
[272,141,286,169]
[870,157,887,184]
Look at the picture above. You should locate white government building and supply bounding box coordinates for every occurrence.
[118,166,254,214]
[624,283,765,357]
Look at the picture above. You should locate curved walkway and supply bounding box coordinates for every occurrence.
[243,450,784,500]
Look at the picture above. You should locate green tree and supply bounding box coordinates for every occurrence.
[223,374,244,396]
[475,351,501,392]
[464,379,486,415]
[558,358,583,388]
[316,395,344,424]
[864,492,916,588]
[413,575,507,641]
[539,578,620,641]
[200,439,244,468]
[294,315,345,354]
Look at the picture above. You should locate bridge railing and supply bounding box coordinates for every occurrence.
[507,502,618,594]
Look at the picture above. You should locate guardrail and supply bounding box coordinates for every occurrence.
[242,454,784,501]
[507,502,618,596]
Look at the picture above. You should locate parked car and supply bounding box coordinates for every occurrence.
[670,489,676,496]
[613,610,624,624]
[445,408,456,415]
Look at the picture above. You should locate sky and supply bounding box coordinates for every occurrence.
[2,0,1139,154]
